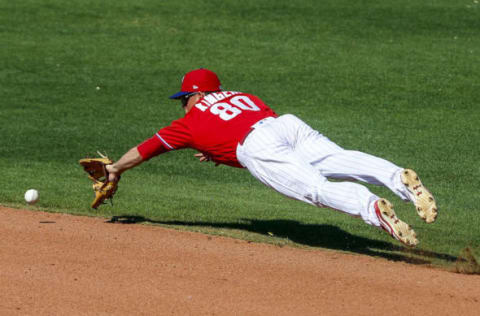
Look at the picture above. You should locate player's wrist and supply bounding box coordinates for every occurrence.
[106,163,120,175]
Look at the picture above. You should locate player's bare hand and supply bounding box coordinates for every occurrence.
[194,153,219,166]
[194,152,210,162]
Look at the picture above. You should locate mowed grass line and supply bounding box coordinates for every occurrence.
[1,0,479,269]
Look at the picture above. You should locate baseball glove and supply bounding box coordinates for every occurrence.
[79,153,119,209]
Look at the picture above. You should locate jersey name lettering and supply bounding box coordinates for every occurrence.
[202,91,241,107]
[195,92,260,121]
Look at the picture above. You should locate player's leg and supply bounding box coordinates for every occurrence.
[293,131,409,199]
[236,117,417,246]
[239,140,379,225]
[290,116,438,223]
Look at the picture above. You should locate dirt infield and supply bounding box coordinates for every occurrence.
[0,206,479,315]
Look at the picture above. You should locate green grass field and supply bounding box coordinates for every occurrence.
[1,0,479,270]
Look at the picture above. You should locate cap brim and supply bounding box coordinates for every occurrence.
[169,91,190,99]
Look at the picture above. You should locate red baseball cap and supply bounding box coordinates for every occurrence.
[169,68,222,99]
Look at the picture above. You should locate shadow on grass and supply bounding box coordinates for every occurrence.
[107,215,457,266]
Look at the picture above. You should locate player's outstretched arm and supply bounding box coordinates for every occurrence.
[106,146,144,181]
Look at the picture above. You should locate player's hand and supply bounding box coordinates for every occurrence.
[194,152,210,162]
[194,153,220,166]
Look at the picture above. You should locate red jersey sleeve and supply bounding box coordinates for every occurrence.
[137,118,192,160]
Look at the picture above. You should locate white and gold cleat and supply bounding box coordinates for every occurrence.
[375,198,418,247]
[401,169,438,223]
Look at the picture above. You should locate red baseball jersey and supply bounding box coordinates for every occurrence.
[137,91,277,168]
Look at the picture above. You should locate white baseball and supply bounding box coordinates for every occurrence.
[24,189,39,205]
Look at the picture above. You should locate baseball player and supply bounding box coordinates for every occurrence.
[103,68,438,247]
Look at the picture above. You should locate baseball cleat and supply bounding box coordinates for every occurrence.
[375,198,418,247]
[401,169,438,223]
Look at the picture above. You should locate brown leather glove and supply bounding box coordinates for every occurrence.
[79,154,119,209]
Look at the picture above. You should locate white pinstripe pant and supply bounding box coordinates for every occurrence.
[236,114,412,227]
